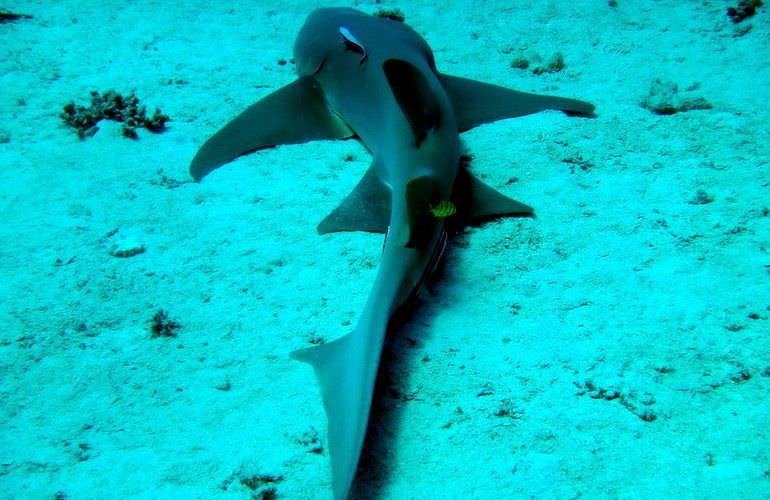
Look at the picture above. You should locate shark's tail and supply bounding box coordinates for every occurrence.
[291,331,379,500]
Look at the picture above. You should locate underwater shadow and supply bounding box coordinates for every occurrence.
[348,231,462,499]
[349,211,534,498]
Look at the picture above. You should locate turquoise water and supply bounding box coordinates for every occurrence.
[1,1,768,499]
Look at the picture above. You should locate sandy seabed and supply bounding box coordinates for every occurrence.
[1,1,768,498]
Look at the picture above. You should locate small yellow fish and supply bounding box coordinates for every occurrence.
[429,200,456,218]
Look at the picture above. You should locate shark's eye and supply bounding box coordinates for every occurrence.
[339,26,368,65]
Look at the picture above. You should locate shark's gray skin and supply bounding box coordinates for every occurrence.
[190,8,594,499]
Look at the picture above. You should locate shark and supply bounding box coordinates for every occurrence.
[189,7,594,499]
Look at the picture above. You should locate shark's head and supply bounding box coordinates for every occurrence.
[293,8,436,77]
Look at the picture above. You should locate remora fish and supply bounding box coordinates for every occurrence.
[190,8,594,499]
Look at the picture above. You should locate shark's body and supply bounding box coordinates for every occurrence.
[190,8,594,499]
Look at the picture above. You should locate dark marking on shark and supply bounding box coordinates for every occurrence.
[189,8,594,499]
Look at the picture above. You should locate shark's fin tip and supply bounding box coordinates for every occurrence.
[439,73,595,131]
[456,169,533,223]
[318,162,391,234]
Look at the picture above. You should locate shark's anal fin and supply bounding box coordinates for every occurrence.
[317,162,391,234]
[439,74,595,131]
[291,334,370,500]
[456,168,534,223]
[190,76,353,181]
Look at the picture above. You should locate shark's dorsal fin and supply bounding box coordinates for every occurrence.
[384,59,442,147]
[190,76,353,181]
[317,163,391,234]
[456,168,534,222]
[439,74,595,131]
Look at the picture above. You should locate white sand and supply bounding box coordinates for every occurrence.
[1,0,768,498]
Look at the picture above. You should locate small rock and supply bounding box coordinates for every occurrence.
[641,79,712,115]
[106,227,146,258]
[689,189,714,205]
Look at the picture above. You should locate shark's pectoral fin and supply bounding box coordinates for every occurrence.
[317,162,391,234]
[439,74,595,131]
[456,168,534,223]
[190,76,353,181]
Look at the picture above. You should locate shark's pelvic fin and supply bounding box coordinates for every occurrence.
[438,74,596,132]
[291,334,372,500]
[456,168,534,222]
[317,163,391,235]
[190,76,353,181]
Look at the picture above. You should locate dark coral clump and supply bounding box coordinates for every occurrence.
[60,90,169,139]
[374,8,406,22]
[727,0,763,23]
[532,53,566,75]
[150,309,181,338]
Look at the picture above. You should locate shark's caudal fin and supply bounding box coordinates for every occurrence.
[291,334,375,500]
[317,162,392,235]
[189,76,353,181]
[438,74,595,131]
